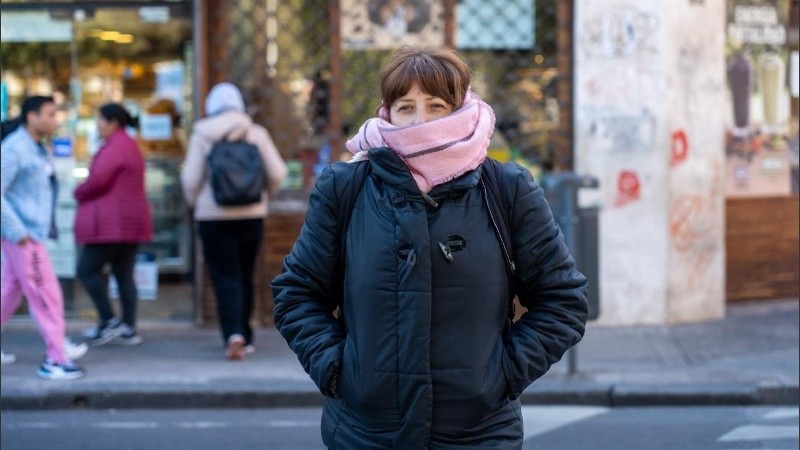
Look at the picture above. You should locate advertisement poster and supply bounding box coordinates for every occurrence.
[45,138,78,278]
[724,1,794,197]
[341,0,444,49]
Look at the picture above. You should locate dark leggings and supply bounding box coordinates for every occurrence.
[198,219,263,346]
[76,243,139,328]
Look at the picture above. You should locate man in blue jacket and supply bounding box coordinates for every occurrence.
[0,95,86,380]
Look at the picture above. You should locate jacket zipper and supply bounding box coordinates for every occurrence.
[480,181,516,274]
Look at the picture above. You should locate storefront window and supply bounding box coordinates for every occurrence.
[1,1,194,319]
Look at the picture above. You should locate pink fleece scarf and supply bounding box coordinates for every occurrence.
[345,91,496,193]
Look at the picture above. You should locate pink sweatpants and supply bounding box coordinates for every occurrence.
[1,239,67,364]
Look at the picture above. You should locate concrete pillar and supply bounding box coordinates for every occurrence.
[575,0,727,325]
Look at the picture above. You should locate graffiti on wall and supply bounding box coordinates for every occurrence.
[671,129,689,167]
[585,107,657,153]
[614,170,641,207]
[676,43,726,122]
[668,163,721,289]
[579,6,660,59]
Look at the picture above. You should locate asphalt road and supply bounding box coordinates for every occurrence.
[2,406,798,449]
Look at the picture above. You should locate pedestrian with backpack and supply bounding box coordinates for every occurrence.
[181,82,287,360]
[271,46,588,448]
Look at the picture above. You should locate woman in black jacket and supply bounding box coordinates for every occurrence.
[272,46,588,449]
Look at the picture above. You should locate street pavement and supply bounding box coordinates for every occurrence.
[1,298,797,410]
[3,406,798,449]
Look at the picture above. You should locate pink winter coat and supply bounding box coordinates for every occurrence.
[73,129,152,244]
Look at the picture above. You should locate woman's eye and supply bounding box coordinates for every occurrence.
[397,105,412,112]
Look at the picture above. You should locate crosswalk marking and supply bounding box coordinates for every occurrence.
[521,406,609,438]
[716,407,799,444]
[3,422,58,429]
[92,422,159,429]
[717,424,798,442]
[266,420,319,428]
[763,409,799,420]
[176,421,227,429]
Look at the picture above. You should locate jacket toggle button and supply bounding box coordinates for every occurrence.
[437,241,454,263]
[391,193,407,207]
[397,243,417,266]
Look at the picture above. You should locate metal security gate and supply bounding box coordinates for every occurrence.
[196,0,574,325]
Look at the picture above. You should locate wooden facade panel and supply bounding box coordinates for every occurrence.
[726,196,800,301]
[261,213,306,325]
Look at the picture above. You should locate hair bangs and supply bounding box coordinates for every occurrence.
[380,47,470,111]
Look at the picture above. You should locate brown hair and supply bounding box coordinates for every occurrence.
[379,46,471,113]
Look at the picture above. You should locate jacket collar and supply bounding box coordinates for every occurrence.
[367,147,480,204]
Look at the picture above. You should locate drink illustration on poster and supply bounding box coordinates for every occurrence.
[724,1,794,197]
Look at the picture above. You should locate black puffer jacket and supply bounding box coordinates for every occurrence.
[272,148,588,449]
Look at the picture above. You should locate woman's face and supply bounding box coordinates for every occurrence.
[388,82,454,127]
[97,114,117,139]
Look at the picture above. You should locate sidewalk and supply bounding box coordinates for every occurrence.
[1,299,797,410]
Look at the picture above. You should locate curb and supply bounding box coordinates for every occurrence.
[0,390,326,410]
[3,384,797,410]
[520,383,799,407]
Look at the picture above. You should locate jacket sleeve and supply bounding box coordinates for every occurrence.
[180,131,207,208]
[271,166,345,398]
[501,165,589,399]
[73,146,122,202]
[0,146,26,243]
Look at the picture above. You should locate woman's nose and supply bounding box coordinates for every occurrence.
[413,110,431,125]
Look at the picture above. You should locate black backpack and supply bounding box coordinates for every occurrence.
[206,129,267,206]
[334,156,517,319]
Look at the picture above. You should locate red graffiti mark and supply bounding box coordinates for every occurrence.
[614,170,641,207]
[585,79,600,96]
[669,196,704,252]
[670,163,721,291]
[670,129,689,167]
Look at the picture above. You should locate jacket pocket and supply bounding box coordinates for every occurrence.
[501,341,524,400]
[338,337,399,428]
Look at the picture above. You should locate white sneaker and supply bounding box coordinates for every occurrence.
[65,338,88,361]
[87,318,125,347]
[1,350,16,365]
[226,334,245,360]
[81,326,98,339]
[244,344,255,354]
[37,359,85,380]
[108,325,143,346]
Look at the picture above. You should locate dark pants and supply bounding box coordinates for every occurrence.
[198,219,263,346]
[77,243,139,328]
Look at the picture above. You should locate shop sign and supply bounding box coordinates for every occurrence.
[456,0,535,49]
[139,7,170,24]
[52,137,73,158]
[0,11,72,43]
[139,114,173,140]
[727,5,786,45]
